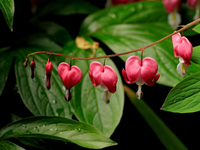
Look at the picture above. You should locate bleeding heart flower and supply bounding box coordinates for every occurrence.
[122,56,160,99]
[58,62,82,101]
[187,0,199,9]
[162,0,181,29]
[163,0,181,13]
[89,61,118,104]
[45,59,53,90]
[187,0,200,20]
[172,32,193,76]
[30,58,36,79]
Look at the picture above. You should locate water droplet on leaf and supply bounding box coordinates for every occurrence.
[52,100,56,104]
[138,3,143,10]
[109,13,116,19]
[22,125,27,129]
[131,7,135,12]
[77,128,81,132]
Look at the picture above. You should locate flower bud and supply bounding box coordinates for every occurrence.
[89,61,118,104]
[122,56,160,99]
[23,57,29,67]
[45,59,53,90]
[58,62,82,101]
[30,59,36,79]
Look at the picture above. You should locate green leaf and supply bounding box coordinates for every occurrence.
[0,140,25,150]
[193,24,200,34]
[17,137,53,150]
[35,0,99,18]
[0,0,14,31]
[124,85,187,150]
[0,52,13,95]
[63,40,124,137]
[191,46,200,65]
[79,1,167,36]
[15,34,63,52]
[161,72,200,113]
[0,116,117,149]
[15,48,72,118]
[54,0,99,15]
[33,22,72,45]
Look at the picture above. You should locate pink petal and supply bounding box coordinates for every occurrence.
[89,61,104,86]
[101,65,118,93]
[141,57,159,86]
[172,32,182,58]
[163,0,181,13]
[124,56,141,83]
[122,69,132,84]
[58,62,82,89]
[176,37,193,66]
[187,0,198,9]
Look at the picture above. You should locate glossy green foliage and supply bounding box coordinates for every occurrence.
[0,0,14,30]
[162,72,200,113]
[193,24,200,34]
[0,140,25,150]
[0,53,13,95]
[0,116,117,149]
[79,1,167,35]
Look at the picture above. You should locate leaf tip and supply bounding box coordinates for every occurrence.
[160,107,162,110]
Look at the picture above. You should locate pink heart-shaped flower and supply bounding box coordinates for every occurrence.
[89,61,118,93]
[172,32,193,66]
[58,62,82,89]
[122,56,160,86]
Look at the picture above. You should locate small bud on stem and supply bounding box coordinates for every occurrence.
[23,57,29,67]
[30,56,36,79]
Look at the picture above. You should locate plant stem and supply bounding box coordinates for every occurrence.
[28,18,200,60]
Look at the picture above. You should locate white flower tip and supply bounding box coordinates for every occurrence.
[65,89,71,102]
[168,12,181,30]
[136,85,143,100]
[102,90,111,104]
[177,62,189,77]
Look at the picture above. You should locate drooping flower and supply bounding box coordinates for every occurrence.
[89,61,118,104]
[122,56,160,99]
[186,0,200,20]
[163,0,181,29]
[172,32,193,76]
[187,0,199,9]
[45,59,53,90]
[58,62,82,101]
[30,58,36,79]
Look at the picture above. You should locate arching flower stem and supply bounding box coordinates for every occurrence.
[27,18,200,60]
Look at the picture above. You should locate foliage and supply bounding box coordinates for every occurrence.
[0,0,200,149]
